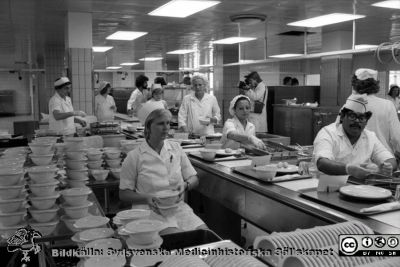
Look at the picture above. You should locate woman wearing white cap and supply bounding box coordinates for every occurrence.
[94,81,116,122]
[48,77,87,136]
[349,68,400,156]
[221,95,266,150]
[387,84,400,111]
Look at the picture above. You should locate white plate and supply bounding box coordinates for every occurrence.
[79,228,114,241]
[116,209,151,220]
[215,149,239,156]
[339,185,392,200]
[124,219,164,234]
[85,238,122,251]
[274,164,298,173]
[126,235,163,249]
[73,216,110,229]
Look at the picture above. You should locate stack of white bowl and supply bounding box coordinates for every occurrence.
[65,149,89,188]
[0,165,27,240]
[87,148,104,170]
[119,219,164,249]
[29,137,57,166]
[60,187,93,233]
[26,165,60,237]
[104,147,122,169]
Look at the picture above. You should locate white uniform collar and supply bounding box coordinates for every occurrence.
[139,139,173,155]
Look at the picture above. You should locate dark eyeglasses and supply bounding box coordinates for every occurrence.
[346,112,369,123]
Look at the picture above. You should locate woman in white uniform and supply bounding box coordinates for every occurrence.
[178,74,221,136]
[94,81,116,122]
[221,95,266,150]
[387,84,400,111]
[120,109,206,233]
[242,71,268,132]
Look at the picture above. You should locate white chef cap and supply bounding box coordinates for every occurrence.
[98,81,110,92]
[355,68,378,81]
[341,94,369,113]
[229,95,251,116]
[54,77,71,88]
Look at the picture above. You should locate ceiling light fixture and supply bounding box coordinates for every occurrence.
[167,49,196,54]
[372,1,400,9]
[139,57,163,61]
[230,14,267,25]
[288,13,365,28]
[269,54,303,58]
[120,62,140,66]
[106,31,148,41]
[354,44,379,49]
[213,37,256,44]
[92,46,113,52]
[106,66,122,70]
[149,0,220,18]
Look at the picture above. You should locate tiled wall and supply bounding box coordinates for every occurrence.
[69,48,93,115]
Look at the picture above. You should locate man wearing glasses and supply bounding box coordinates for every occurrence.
[313,94,396,179]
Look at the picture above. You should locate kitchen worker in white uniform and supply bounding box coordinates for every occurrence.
[48,77,86,136]
[221,95,266,150]
[178,74,221,135]
[241,71,268,132]
[387,84,400,111]
[127,74,149,117]
[314,94,396,179]
[120,108,206,233]
[94,81,116,122]
[348,69,400,156]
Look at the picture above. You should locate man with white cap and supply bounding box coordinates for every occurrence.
[314,94,396,179]
[350,68,400,156]
[48,77,87,136]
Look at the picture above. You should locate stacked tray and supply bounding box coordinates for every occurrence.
[254,221,376,267]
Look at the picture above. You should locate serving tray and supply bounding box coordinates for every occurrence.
[189,151,248,162]
[233,166,311,183]
[300,188,399,216]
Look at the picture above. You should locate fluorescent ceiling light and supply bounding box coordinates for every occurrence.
[354,44,378,49]
[288,13,365,28]
[213,37,256,44]
[120,62,139,66]
[139,57,163,61]
[106,66,122,70]
[167,49,196,54]
[106,31,147,41]
[269,54,303,58]
[92,46,113,52]
[372,1,400,9]
[149,0,220,18]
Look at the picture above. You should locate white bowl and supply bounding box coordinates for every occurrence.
[158,203,179,217]
[65,159,87,170]
[67,178,89,188]
[124,219,164,245]
[0,198,25,213]
[154,190,180,206]
[0,223,26,239]
[116,209,150,225]
[110,168,121,179]
[29,181,59,197]
[28,143,53,155]
[27,166,58,183]
[91,169,109,181]
[105,158,121,168]
[253,164,278,180]
[30,154,54,166]
[87,160,103,169]
[0,183,25,200]
[0,210,26,226]
[66,168,88,180]
[29,193,60,210]
[73,215,110,230]
[199,149,217,161]
[61,187,92,206]
[29,205,59,223]
[54,143,66,154]
[33,136,59,144]
[61,215,79,233]
[0,169,24,186]
[65,150,87,160]
[64,137,87,151]
[61,201,93,219]
[199,118,210,126]
[104,150,121,160]
[85,238,122,251]
[3,147,29,155]
[87,150,103,161]
[30,219,59,236]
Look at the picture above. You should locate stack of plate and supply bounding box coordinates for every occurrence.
[119,219,164,249]
[254,221,374,267]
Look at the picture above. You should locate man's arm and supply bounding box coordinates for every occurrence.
[317,158,347,175]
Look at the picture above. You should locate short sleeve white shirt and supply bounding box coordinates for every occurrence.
[48,92,75,135]
[313,122,394,166]
[127,89,147,115]
[95,94,116,122]
[221,117,256,149]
